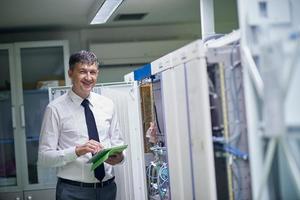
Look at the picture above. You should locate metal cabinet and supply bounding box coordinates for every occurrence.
[0,191,23,200]
[0,189,55,200]
[0,41,69,199]
[24,189,56,200]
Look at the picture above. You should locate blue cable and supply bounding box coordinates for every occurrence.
[213,139,249,160]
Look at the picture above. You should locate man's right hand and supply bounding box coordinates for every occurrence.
[75,140,104,156]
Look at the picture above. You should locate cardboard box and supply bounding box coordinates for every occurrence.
[36,80,65,89]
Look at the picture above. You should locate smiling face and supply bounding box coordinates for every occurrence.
[68,62,99,99]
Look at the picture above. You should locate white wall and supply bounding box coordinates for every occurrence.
[0,23,201,53]
[98,65,142,83]
[0,23,200,82]
[0,14,238,83]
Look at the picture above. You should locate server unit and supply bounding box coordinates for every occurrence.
[126,34,252,200]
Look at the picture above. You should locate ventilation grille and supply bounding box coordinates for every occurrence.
[114,13,147,21]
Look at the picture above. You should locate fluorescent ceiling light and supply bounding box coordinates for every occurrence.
[90,0,123,24]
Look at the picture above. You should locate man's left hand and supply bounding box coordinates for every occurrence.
[105,152,124,165]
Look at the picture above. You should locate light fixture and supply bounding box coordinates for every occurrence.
[90,0,123,24]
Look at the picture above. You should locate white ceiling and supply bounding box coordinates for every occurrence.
[0,0,200,32]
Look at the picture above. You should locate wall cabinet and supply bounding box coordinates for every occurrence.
[0,41,69,199]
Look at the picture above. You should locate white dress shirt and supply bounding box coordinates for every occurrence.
[38,89,124,183]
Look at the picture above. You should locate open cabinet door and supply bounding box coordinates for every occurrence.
[48,82,147,200]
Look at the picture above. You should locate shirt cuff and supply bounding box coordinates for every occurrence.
[62,147,78,163]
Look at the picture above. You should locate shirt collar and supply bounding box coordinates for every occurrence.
[88,92,96,107]
[68,89,95,107]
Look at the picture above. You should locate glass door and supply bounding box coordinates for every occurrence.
[14,41,69,189]
[0,45,18,188]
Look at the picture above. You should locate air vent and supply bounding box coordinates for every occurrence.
[114,13,147,21]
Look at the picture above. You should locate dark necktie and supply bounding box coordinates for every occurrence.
[81,99,105,181]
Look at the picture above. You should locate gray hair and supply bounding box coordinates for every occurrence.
[69,50,99,70]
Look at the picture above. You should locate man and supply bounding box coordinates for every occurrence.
[38,50,124,200]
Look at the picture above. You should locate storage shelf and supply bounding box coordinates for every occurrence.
[26,136,39,142]
[0,138,14,144]
[0,136,39,144]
